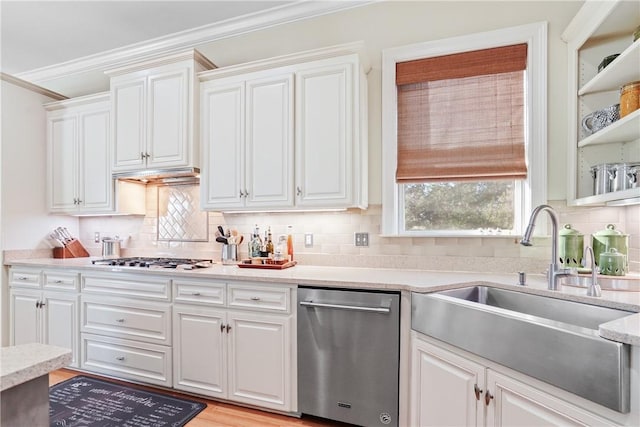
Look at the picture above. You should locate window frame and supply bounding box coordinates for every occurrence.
[381,22,548,237]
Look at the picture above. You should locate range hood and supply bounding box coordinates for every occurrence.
[113,167,200,184]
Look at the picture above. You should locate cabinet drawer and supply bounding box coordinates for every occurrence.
[81,296,171,345]
[43,271,79,291]
[81,333,172,387]
[9,269,41,288]
[228,284,291,313]
[173,279,226,306]
[82,273,170,301]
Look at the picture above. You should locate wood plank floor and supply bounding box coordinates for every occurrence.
[49,369,348,427]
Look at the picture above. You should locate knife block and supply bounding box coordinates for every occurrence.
[53,239,90,258]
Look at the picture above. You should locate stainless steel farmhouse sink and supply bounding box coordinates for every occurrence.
[412,286,634,412]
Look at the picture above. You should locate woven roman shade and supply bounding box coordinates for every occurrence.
[395,43,528,183]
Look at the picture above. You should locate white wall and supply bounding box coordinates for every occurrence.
[1,79,79,345]
[1,80,79,250]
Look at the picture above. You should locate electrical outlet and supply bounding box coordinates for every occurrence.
[304,233,313,248]
[94,232,100,243]
[354,232,369,247]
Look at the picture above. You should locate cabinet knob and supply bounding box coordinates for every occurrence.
[485,391,494,406]
[115,356,125,361]
[192,292,201,296]
[474,384,482,401]
[296,186,302,196]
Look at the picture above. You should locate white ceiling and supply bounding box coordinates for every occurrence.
[0,1,300,75]
[1,0,368,95]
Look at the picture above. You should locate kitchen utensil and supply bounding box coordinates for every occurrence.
[217,225,225,236]
[48,233,65,247]
[598,54,619,73]
[592,224,629,272]
[581,104,620,135]
[599,248,626,276]
[101,236,121,259]
[612,163,639,192]
[620,81,640,118]
[590,163,616,195]
[558,224,584,267]
[215,236,228,244]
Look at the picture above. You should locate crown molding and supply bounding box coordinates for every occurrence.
[0,72,67,100]
[16,1,374,84]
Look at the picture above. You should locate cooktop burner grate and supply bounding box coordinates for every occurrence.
[91,257,213,268]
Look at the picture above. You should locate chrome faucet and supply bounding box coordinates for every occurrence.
[583,246,602,297]
[520,204,576,290]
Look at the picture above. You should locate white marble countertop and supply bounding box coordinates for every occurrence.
[0,343,72,391]
[6,257,640,345]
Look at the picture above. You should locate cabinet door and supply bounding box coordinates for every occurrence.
[411,337,484,427]
[173,305,227,398]
[10,289,41,346]
[78,108,113,212]
[200,81,245,209]
[48,115,78,212]
[295,59,354,207]
[486,369,611,426]
[227,311,292,412]
[42,293,79,368]
[245,73,294,208]
[112,77,146,171]
[148,68,190,168]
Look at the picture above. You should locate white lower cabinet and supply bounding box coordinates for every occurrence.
[172,280,295,412]
[411,333,613,426]
[9,268,80,368]
[79,273,173,387]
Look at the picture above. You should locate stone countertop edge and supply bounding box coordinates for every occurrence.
[600,314,640,346]
[6,258,640,345]
[0,343,72,391]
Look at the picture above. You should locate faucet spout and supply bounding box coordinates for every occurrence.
[583,246,602,297]
[521,204,576,290]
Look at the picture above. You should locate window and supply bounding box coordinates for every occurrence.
[381,22,547,236]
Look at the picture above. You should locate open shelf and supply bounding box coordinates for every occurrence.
[574,187,640,206]
[578,40,640,95]
[578,109,640,148]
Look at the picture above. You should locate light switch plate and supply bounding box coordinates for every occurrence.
[354,232,369,247]
[304,233,313,248]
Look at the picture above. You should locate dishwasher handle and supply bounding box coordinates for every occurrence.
[299,300,391,314]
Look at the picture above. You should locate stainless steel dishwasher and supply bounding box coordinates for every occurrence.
[297,287,400,427]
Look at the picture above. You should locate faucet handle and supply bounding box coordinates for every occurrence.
[517,272,527,286]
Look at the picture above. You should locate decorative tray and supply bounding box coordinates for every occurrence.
[237,260,297,270]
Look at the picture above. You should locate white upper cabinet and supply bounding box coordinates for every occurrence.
[562,0,640,206]
[295,55,365,208]
[200,71,294,210]
[199,42,368,211]
[46,93,113,214]
[107,50,215,173]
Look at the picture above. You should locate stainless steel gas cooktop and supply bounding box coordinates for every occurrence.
[91,257,213,269]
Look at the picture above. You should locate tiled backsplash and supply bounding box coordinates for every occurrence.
[78,185,639,274]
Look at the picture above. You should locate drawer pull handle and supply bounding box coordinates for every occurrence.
[116,318,125,323]
[225,324,232,333]
[54,280,64,284]
[115,356,125,361]
[18,276,28,280]
[250,297,261,301]
[220,323,225,333]
[192,292,201,296]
